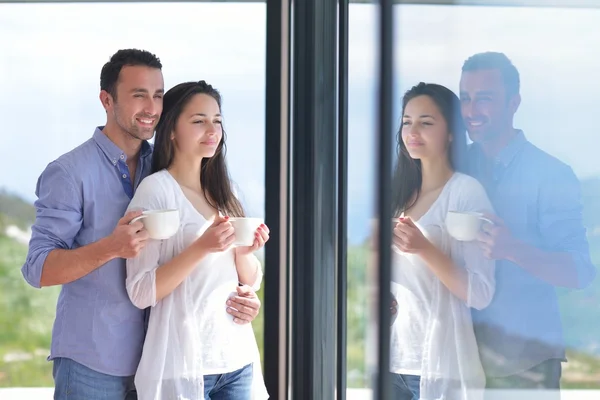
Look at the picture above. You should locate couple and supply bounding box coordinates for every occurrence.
[388,52,595,399]
[22,49,268,399]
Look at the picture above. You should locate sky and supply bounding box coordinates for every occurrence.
[1,2,599,244]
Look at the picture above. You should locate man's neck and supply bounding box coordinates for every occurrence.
[102,123,143,161]
[480,128,519,159]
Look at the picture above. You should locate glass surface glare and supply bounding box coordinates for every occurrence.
[1,0,599,398]
[347,1,600,399]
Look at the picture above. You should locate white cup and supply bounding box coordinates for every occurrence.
[229,217,263,247]
[445,211,493,242]
[370,217,402,229]
[129,209,180,240]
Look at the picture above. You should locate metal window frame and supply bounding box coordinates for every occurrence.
[5,0,600,8]
[264,0,291,399]
[374,0,394,398]
[4,2,598,400]
[337,0,350,398]
[288,0,339,398]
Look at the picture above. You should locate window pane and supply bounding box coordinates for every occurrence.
[347,3,378,399]
[392,2,600,399]
[346,2,600,399]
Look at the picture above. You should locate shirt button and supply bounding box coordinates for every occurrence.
[120,155,125,160]
[122,174,127,179]
[112,159,117,165]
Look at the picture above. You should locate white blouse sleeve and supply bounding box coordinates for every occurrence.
[250,255,263,291]
[125,175,168,309]
[231,182,264,291]
[453,177,496,310]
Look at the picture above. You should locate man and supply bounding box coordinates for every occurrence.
[22,49,261,399]
[459,51,596,393]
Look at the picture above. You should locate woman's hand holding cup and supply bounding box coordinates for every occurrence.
[234,222,270,256]
[195,215,236,253]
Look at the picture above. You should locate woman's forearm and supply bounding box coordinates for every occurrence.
[418,243,469,303]
[154,245,209,303]
[234,251,260,287]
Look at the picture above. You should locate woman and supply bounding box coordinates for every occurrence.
[125,81,269,400]
[389,82,495,400]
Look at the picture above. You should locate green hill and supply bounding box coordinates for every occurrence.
[0,185,57,386]
[1,177,600,388]
[0,189,35,233]
[0,234,60,386]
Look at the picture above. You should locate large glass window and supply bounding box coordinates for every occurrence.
[346,2,600,398]
[1,1,599,399]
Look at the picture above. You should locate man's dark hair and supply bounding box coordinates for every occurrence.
[462,52,520,97]
[100,49,162,99]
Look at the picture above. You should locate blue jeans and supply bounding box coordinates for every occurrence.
[53,357,136,400]
[203,363,254,400]
[391,373,420,400]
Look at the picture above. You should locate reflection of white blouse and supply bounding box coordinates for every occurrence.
[125,170,268,400]
[391,172,495,400]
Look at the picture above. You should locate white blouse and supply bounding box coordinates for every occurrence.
[390,172,495,400]
[126,169,268,400]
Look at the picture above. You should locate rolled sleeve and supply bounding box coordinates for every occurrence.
[125,176,165,309]
[463,240,495,310]
[249,254,263,291]
[126,239,162,309]
[455,176,496,310]
[21,161,83,288]
[539,165,596,289]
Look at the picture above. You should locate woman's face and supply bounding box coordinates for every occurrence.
[401,95,451,162]
[172,93,223,160]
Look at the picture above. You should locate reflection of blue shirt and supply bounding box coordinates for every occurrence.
[468,131,595,377]
[21,127,153,376]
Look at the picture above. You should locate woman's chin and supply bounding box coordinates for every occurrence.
[199,150,218,159]
[407,151,425,160]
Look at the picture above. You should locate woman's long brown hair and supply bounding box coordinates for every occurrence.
[151,80,245,217]
[392,82,468,215]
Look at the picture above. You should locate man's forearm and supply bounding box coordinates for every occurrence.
[40,237,117,287]
[509,240,579,288]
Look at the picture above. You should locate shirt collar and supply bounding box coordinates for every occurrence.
[93,126,153,163]
[495,130,527,168]
[469,130,527,169]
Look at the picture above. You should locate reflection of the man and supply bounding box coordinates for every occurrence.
[460,52,596,394]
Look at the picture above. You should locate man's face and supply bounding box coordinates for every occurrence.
[459,68,518,144]
[105,65,164,141]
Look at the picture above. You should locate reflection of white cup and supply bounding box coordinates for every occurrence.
[229,217,263,247]
[445,211,493,242]
[369,218,403,251]
[129,209,180,240]
[370,217,401,229]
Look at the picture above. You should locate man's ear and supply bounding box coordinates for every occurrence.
[508,93,521,115]
[99,90,113,111]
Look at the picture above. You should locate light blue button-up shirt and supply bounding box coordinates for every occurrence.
[468,131,596,377]
[22,127,153,376]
